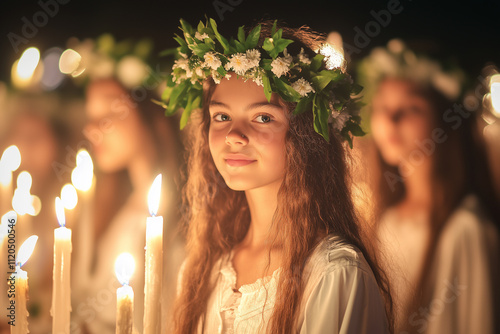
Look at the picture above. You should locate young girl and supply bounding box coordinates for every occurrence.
[357,40,499,334]
[64,35,186,333]
[162,19,392,333]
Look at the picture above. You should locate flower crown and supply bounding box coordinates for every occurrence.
[158,18,365,147]
[60,34,162,92]
[356,39,467,104]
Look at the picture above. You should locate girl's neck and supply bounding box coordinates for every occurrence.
[243,179,282,250]
[398,158,433,216]
[128,144,157,199]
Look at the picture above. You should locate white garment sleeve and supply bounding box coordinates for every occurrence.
[299,264,389,334]
[424,210,495,334]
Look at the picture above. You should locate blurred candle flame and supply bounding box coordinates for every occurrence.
[71,149,94,191]
[148,174,162,216]
[115,252,135,286]
[59,49,85,77]
[61,183,78,210]
[1,145,21,172]
[0,145,21,186]
[55,197,66,227]
[17,235,38,267]
[490,75,500,117]
[12,47,42,89]
[17,48,40,79]
[0,211,17,237]
[12,171,40,216]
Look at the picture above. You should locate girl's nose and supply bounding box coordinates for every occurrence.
[225,129,248,146]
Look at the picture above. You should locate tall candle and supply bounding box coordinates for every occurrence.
[143,174,163,334]
[51,197,72,334]
[9,235,38,334]
[115,253,136,334]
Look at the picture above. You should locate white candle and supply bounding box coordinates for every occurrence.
[115,253,136,334]
[144,174,163,334]
[8,235,38,334]
[51,197,72,334]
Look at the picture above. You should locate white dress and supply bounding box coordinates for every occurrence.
[378,194,498,334]
[179,234,389,333]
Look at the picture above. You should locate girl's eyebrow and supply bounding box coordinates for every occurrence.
[209,100,282,112]
[209,101,229,109]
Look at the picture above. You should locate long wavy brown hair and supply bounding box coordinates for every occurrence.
[172,21,394,333]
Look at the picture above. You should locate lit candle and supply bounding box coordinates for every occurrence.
[71,149,95,293]
[60,183,78,228]
[11,47,41,89]
[1,211,17,317]
[51,197,72,334]
[115,253,136,334]
[8,235,38,334]
[144,174,163,334]
[0,145,21,215]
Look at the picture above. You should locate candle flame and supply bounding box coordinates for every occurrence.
[17,171,32,191]
[115,252,135,286]
[71,149,94,191]
[55,197,66,227]
[490,76,500,117]
[12,171,39,216]
[17,235,38,267]
[1,145,21,172]
[0,211,17,237]
[148,174,162,216]
[0,163,11,187]
[17,48,40,79]
[59,49,82,76]
[61,183,78,210]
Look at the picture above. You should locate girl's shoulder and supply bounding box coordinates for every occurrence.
[303,234,373,282]
[439,194,498,251]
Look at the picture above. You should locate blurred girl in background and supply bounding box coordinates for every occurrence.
[358,39,499,334]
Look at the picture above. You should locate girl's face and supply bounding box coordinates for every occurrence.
[84,79,147,173]
[208,75,289,191]
[370,78,436,166]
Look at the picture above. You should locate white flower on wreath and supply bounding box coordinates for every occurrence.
[195,67,205,78]
[225,53,251,75]
[173,58,189,71]
[211,70,221,84]
[195,32,209,40]
[203,52,222,71]
[245,49,261,68]
[291,78,315,97]
[173,58,193,78]
[211,70,231,84]
[298,48,311,65]
[331,112,351,132]
[271,49,292,77]
[252,76,263,87]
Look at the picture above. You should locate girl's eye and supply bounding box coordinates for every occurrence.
[406,105,423,115]
[213,113,231,122]
[255,114,272,123]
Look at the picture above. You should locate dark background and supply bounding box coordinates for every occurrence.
[1,0,499,83]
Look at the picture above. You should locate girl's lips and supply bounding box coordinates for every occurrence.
[225,159,256,167]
